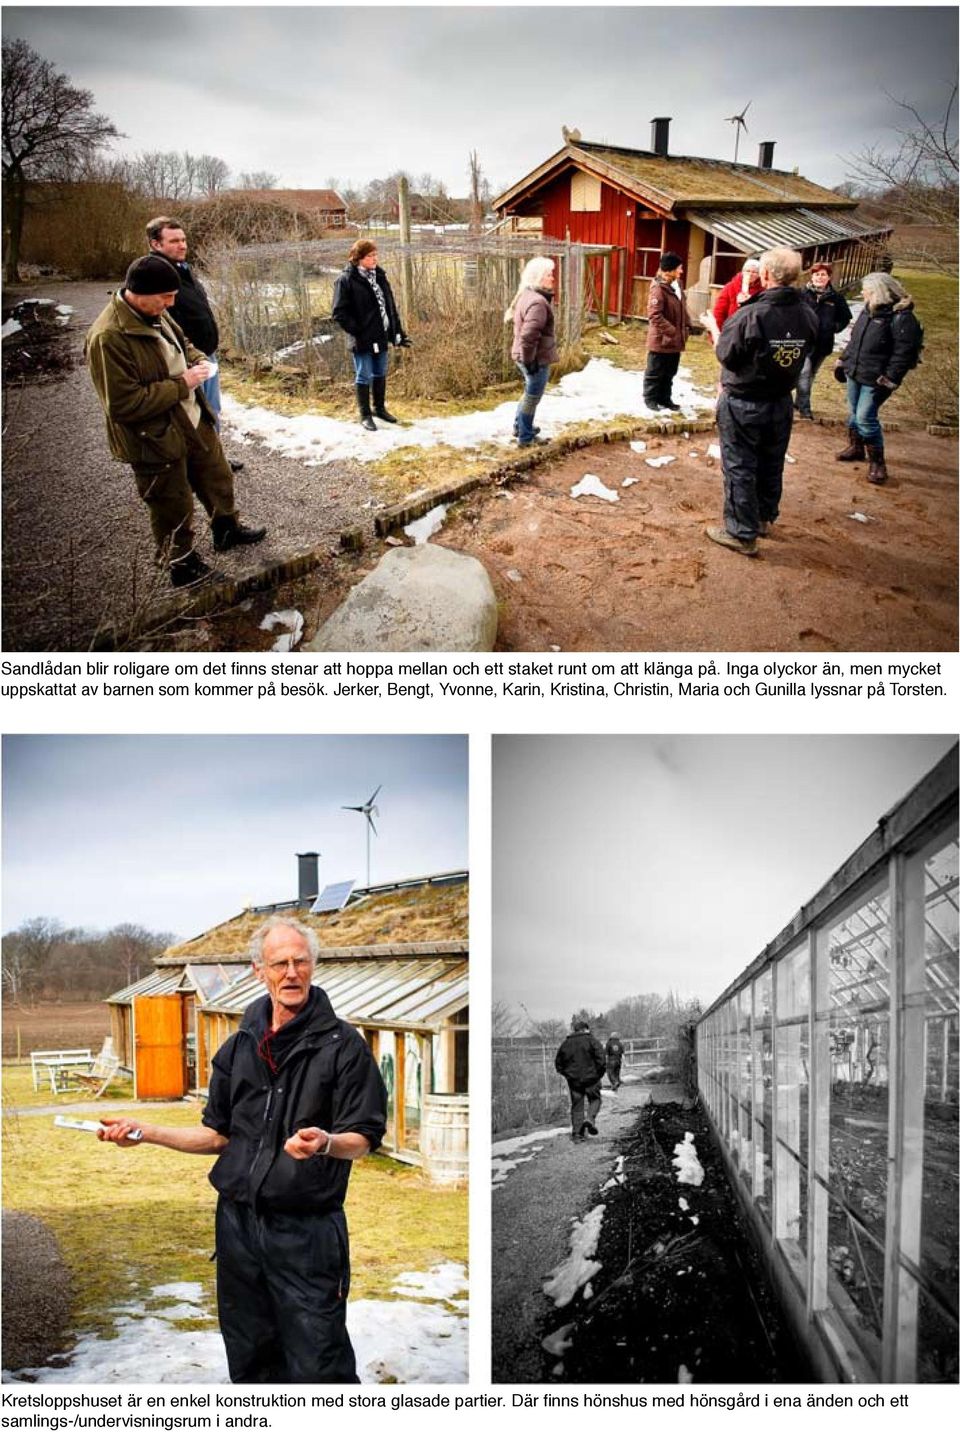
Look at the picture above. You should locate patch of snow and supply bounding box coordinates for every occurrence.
[56,304,74,316]
[622,477,640,488]
[689,450,699,458]
[678,1196,689,1211]
[678,1364,694,1383]
[784,452,797,464]
[259,609,303,652]
[220,357,713,467]
[848,511,875,524]
[645,455,676,469]
[672,1132,705,1187]
[1,318,23,340]
[492,1126,568,1158]
[570,473,619,503]
[404,503,448,544]
[273,334,334,362]
[5,1268,468,1385]
[505,568,522,583]
[629,440,648,454]
[707,442,722,459]
[543,1205,605,1308]
[541,1324,574,1357]
[390,1262,467,1306]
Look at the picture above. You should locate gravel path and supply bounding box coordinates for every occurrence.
[491,1079,684,1382]
[2,281,378,650]
[1,1210,73,1371]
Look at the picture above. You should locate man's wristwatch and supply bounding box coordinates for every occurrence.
[317,1131,333,1157]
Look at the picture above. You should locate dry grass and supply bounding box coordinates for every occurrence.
[2,1094,467,1337]
[163,882,468,961]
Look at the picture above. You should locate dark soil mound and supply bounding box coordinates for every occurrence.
[1,1210,73,1373]
[2,299,75,383]
[546,1100,811,1383]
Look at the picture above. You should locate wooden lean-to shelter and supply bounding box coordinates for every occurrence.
[105,857,468,1181]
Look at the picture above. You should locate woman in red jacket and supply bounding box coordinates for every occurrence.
[703,257,761,343]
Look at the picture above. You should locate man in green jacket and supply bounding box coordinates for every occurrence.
[85,254,265,587]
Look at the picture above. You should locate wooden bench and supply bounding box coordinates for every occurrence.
[30,1048,93,1094]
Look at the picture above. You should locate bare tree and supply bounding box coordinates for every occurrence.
[846,87,958,267]
[102,922,172,986]
[2,37,120,282]
[195,153,231,196]
[236,170,278,190]
[1,917,66,1003]
[468,149,483,234]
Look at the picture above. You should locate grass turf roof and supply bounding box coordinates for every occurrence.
[573,145,854,208]
[158,881,469,963]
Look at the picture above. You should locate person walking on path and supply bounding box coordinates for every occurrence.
[98,917,387,1383]
[85,255,266,588]
[604,1032,625,1090]
[705,246,818,558]
[834,272,923,486]
[332,240,410,431]
[795,261,852,419]
[505,256,558,447]
[555,1018,607,1141]
[643,253,691,412]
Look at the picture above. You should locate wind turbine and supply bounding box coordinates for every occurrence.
[343,785,381,888]
[725,101,751,163]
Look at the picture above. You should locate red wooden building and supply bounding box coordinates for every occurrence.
[493,120,893,319]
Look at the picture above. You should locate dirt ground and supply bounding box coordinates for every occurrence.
[437,422,958,652]
[1,1003,110,1061]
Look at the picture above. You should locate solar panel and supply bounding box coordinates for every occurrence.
[311,879,356,914]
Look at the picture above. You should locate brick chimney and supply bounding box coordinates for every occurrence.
[651,117,671,158]
[758,141,776,170]
[296,851,319,905]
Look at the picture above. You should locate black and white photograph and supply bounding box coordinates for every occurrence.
[492,735,958,1384]
[1,6,956,652]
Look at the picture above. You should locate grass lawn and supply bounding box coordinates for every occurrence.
[2,1061,133,1109]
[3,1090,468,1339]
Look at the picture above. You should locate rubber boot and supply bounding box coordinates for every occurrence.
[866,444,889,485]
[372,376,398,424]
[169,551,217,588]
[211,514,267,552]
[836,427,866,462]
[356,383,376,431]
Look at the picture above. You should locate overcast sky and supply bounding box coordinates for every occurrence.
[4,6,957,193]
[493,735,956,1021]
[2,735,467,939]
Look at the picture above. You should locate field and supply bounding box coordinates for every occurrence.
[1,1001,110,1061]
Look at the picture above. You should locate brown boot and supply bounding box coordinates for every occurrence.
[866,444,889,485]
[836,427,866,462]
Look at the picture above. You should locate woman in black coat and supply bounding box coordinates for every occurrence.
[795,260,852,419]
[835,272,922,484]
[332,239,409,430]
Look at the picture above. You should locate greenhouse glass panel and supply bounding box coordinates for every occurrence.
[755,968,774,1222]
[826,883,889,1344]
[776,943,809,1260]
[920,835,959,1353]
[738,986,753,1187]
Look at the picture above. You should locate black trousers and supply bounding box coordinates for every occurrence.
[567,1078,602,1134]
[606,1057,623,1089]
[215,1197,358,1384]
[643,351,681,408]
[716,391,794,541]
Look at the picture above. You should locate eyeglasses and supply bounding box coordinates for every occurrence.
[263,957,313,974]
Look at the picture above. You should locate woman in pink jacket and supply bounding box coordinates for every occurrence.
[505,256,557,446]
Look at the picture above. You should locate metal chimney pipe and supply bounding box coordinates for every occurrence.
[758,141,776,170]
[651,117,671,158]
[296,851,319,904]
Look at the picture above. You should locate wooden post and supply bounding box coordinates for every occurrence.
[398,175,413,318]
[600,250,611,325]
[616,247,627,323]
[395,1030,407,1153]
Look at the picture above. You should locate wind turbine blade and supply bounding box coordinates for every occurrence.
[343,804,363,813]
[366,812,378,836]
[368,784,382,805]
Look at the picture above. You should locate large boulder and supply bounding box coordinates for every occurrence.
[307,545,498,651]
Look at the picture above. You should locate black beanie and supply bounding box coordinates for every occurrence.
[124,254,181,295]
[659,252,683,273]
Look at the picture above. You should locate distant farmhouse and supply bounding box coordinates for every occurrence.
[105,855,467,1180]
[493,120,893,319]
[234,187,348,228]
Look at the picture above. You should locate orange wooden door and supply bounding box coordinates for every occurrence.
[134,994,185,1098]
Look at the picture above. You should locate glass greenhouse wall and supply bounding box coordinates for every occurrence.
[696,749,958,1383]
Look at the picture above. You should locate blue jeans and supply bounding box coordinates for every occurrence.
[201,353,221,430]
[352,350,389,385]
[846,378,891,444]
[794,351,827,414]
[515,361,549,443]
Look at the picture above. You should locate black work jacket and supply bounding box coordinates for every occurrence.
[716,286,819,398]
[839,302,922,387]
[166,261,219,356]
[801,284,853,357]
[203,987,387,1213]
[331,263,406,354]
[555,1031,606,1084]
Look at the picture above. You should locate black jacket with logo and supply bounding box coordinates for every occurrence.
[555,1031,607,1085]
[716,286,820,399]
[203,987,387,1213]
[839,298,922,387]
[332,263,406,355]
[167,261,219,356]
[801,284,853,358]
